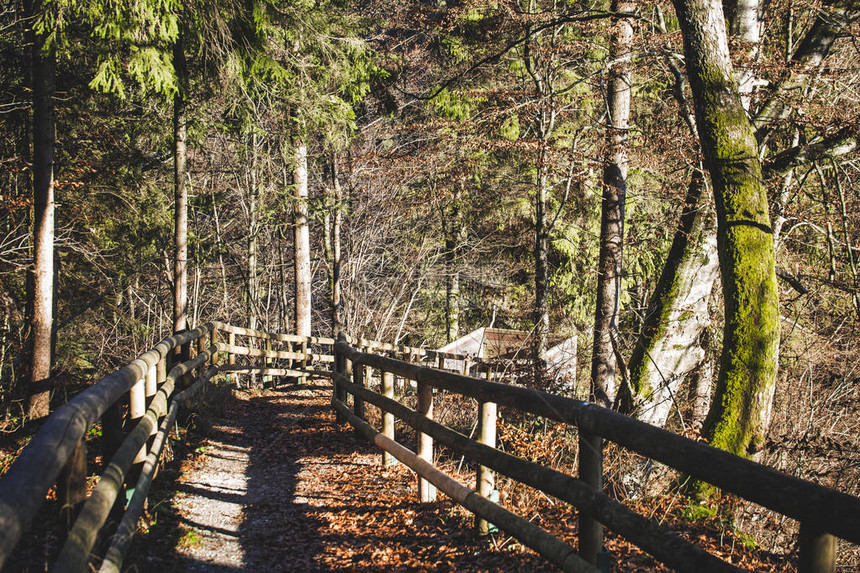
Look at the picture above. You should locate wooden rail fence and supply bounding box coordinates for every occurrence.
[332,340,860,573]
[1,323,858,573]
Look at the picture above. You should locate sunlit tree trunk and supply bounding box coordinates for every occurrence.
[725,0,761,108]
[673,0,780,458]
[293,140,311,337]
[27,5,55,419]
[247,133,259,331]
[324,154,343,339]
[591,0,634,408]
[623,170,720,426]
[444,186,463,344]
[533,155,549,375]
[173,35,188,336]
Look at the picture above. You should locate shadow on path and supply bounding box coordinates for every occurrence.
[127,384,557,572]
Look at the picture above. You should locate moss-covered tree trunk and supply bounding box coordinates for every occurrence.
[672,0,780,457]
[623,170,720,427]
[591,0,633,408]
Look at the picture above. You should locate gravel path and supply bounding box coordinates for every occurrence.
[129,384,550,572]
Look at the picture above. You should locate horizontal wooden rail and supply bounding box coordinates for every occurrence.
[333,341,860,572]
[0,323,216,568]
[218,365,330,378]
[219,343,334,363]
[55,345,219,573]
[99,365,220,573]
[331,397,598,573]
[0,320,337,571]
[215,321,335,346]
[336,343,860,544]
[332,371,738,573]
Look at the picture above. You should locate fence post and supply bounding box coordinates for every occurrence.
[417,380,436,502]
[579,430,603,565]
[128,374,147,489]
[228,331,236,366]
[210,326,219,367]
[382,371,396,467]
[57,438,87,536]
[263,336,272,386]
[799,523,836,573]
[300,339,309,385]
[344,351,353,411]
[333,341,344,423]
[476,367,497,535]
[181,339,192,387]
[145,363,157,404]
[196,334,206,378]
[353,360,365,420]
[463,356,472,376]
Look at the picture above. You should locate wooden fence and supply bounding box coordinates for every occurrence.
[0,321,331,572]
[1,324,858,573]
[333,340,860,573]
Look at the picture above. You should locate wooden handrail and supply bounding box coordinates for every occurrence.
[0,323,216,568]
[331,397,598,573]
[55,345,220,573]
[6,324,853,573]
[334,341,860,571]
[331,370,738,573]
[336,342,860,543]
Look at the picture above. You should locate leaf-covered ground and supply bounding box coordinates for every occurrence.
[124,384,794,572]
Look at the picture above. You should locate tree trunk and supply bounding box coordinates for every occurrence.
[444,187,463,344]
[726,0,761,109]
[326,154,343,339]
[672,0,780,458]
[248,134,259,331]
[590,0,633,408]
[27,12,55,419]
[172,36,188,336]
[293,140,311,337]
[623,170,720,427]
[533,160,549,376]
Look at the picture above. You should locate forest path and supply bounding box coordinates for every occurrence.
[128,384,552,572]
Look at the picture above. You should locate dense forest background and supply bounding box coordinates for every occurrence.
[1,0,858,564]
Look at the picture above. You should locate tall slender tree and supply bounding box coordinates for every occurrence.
[173,33,189,336]
[293,137,311,337]
[591,0,635,408]
[26,0,56,418]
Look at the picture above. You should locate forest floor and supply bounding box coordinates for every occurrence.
[120,383,795,572]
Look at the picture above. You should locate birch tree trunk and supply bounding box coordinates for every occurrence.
[293,140,311,337]
[726,0,761,108]
[624,171,719,426]
[27,7,55,419]
[672,0,780,458]
[590,0,634,408]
